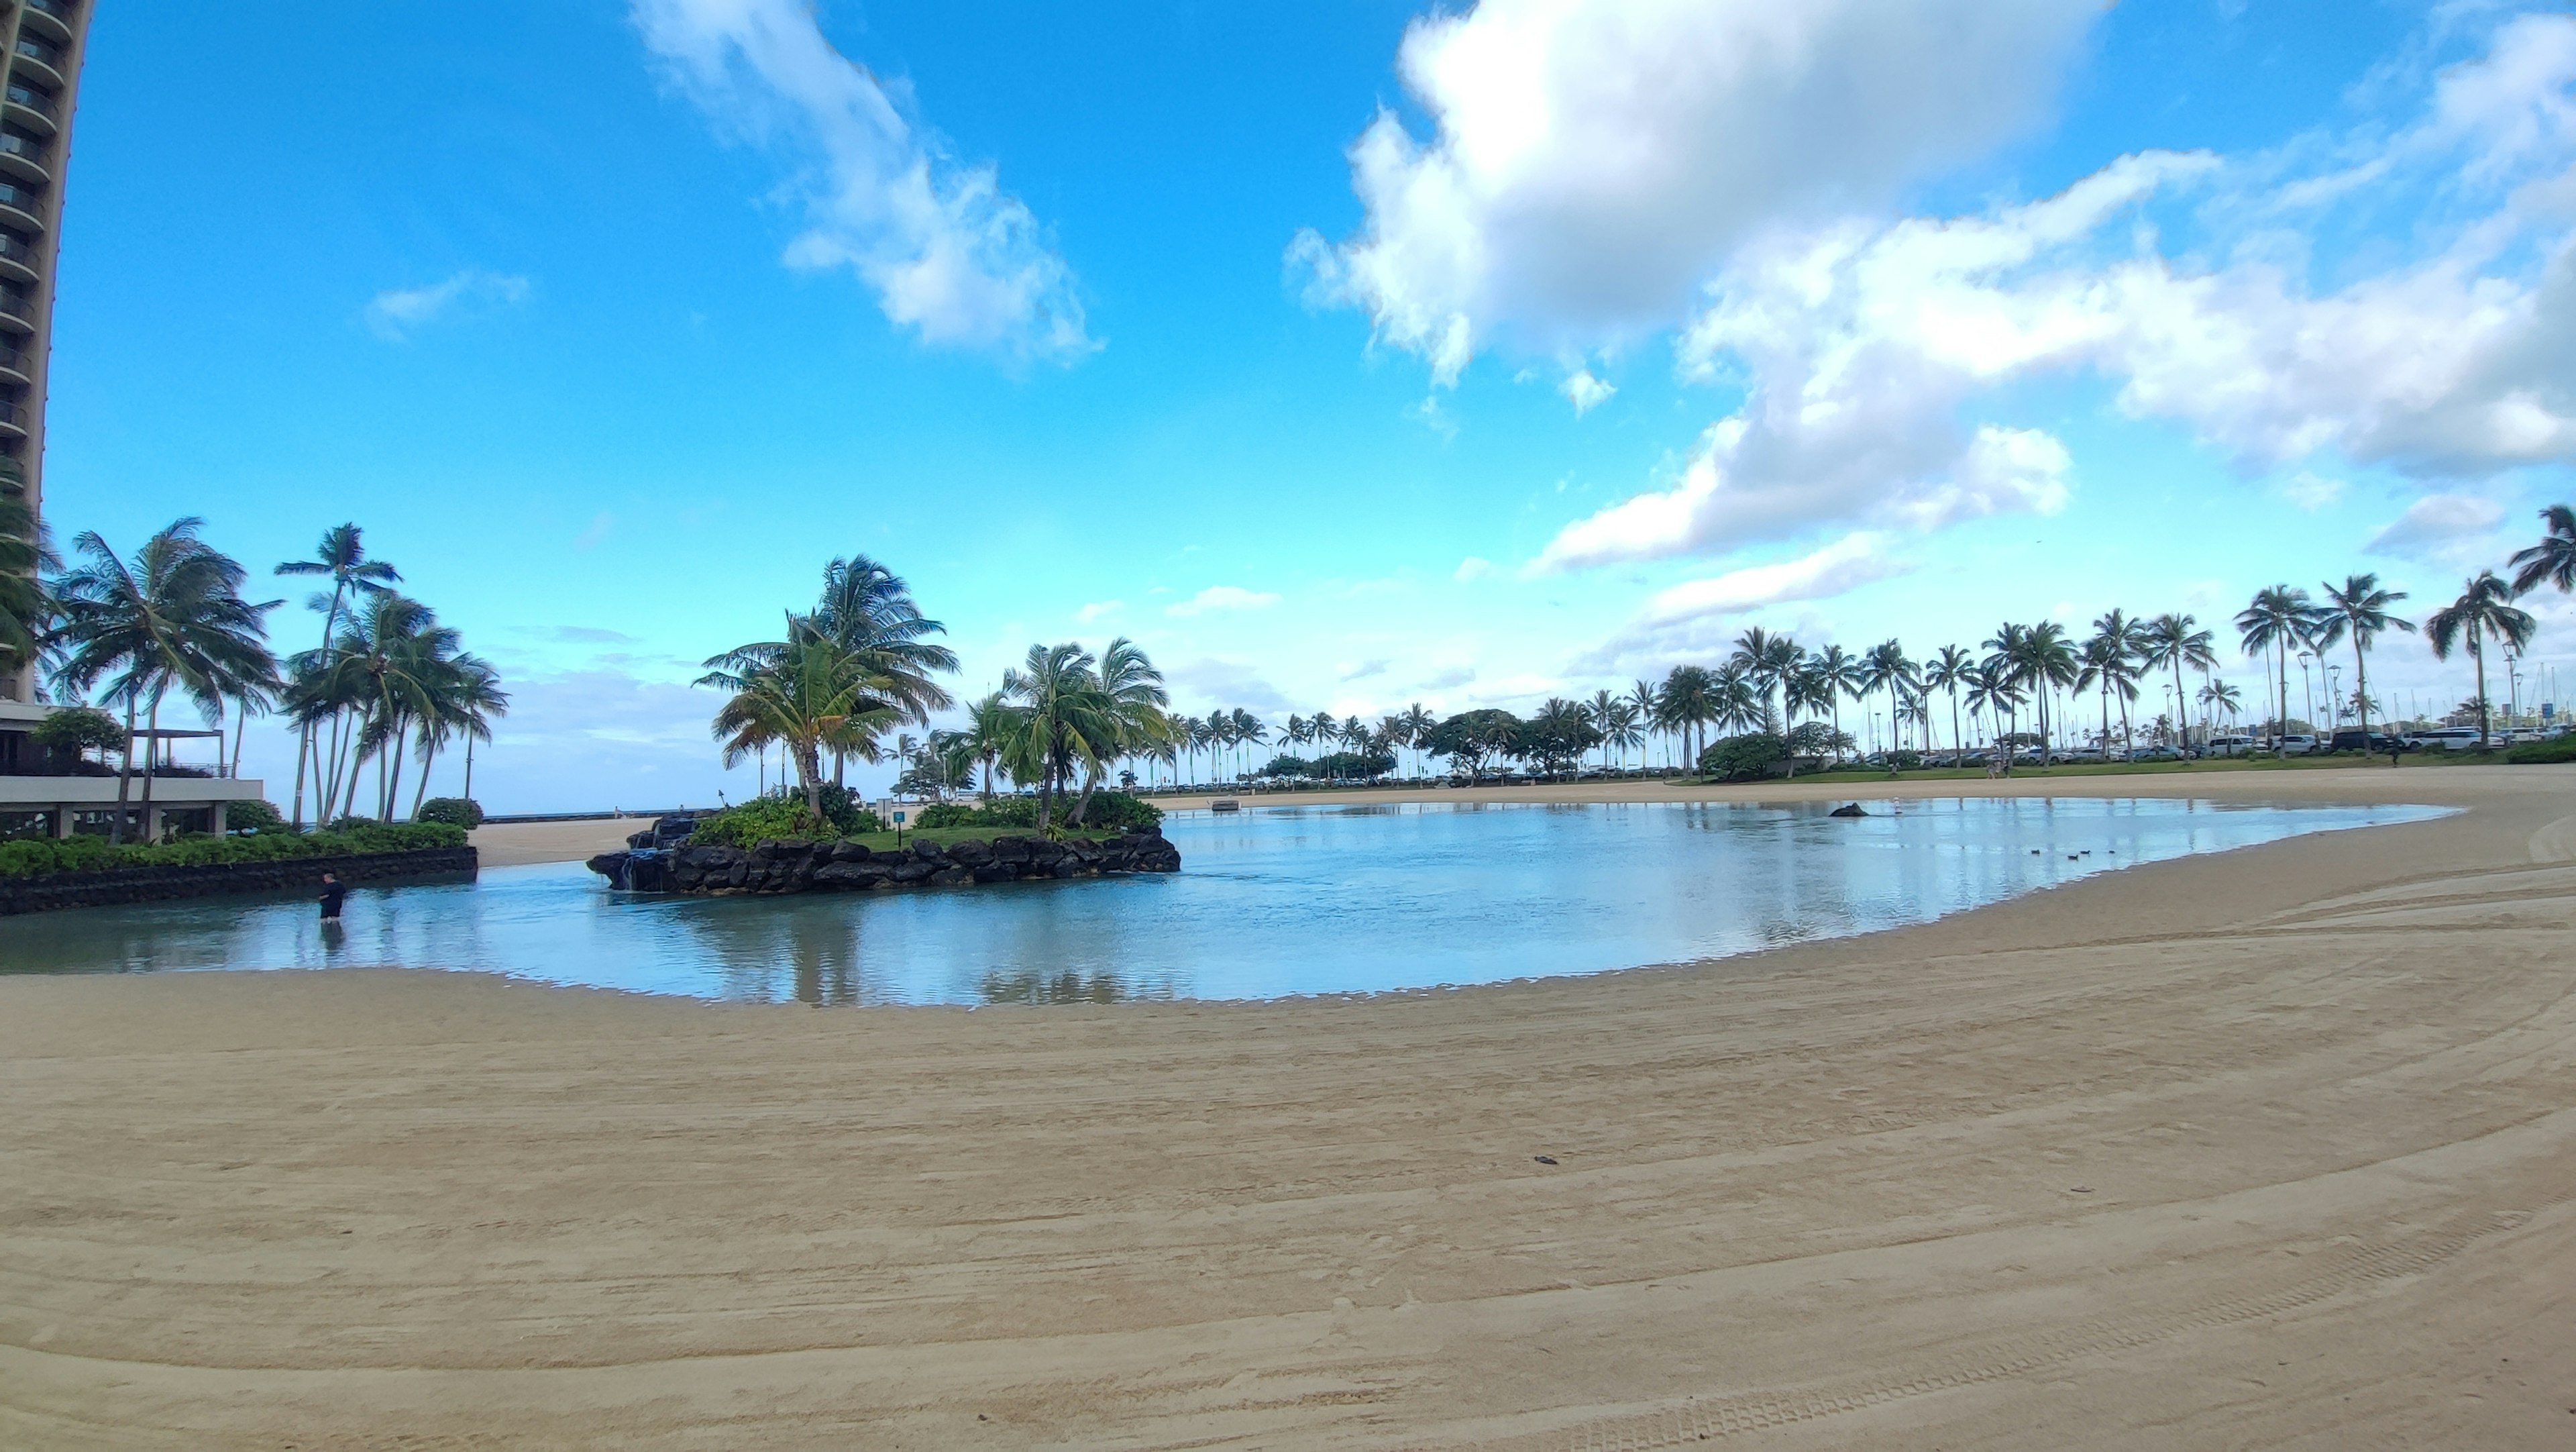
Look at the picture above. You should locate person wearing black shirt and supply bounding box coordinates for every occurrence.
[318,872,347,923]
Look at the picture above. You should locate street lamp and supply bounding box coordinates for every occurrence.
[2328,664,2343,737]
[2296,651,2316,737]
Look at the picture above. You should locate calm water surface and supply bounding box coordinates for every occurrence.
[4,799,2445,1004]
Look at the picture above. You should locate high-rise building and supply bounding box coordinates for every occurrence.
[0,0,87,705]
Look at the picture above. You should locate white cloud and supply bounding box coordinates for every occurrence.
[1075,599,1123,623]
[2280,471,2348,511]
[1339,658,1391,682]
[1165,585,1282,617]
[1453,556,1494,582]
[1537,14,2576,570]
[364,270,529,339]
[1559,367,1615,415]
[1638,531,1909,627]
[1292,0,2101,380]
[2364,492,2510,561]
[632,0,1090,362]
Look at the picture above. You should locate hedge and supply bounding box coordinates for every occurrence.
[0,822,468,879]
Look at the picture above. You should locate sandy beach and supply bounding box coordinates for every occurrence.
[7,764,2575,1449]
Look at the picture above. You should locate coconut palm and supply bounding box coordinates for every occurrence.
[52,520,279,841]
[274,523,400,828]
[1399,703,1436,777]
[1729,627,1801,731]
[994,642,1120,832]
[2198,680,2243,731]
[1962,662,2024,768]
[448,656,508,809]
[1984,622,2078,764]
[2138,613,2216,751]
[1809,643,1863,760]
[706,632,897,823]
[1660,662,1719,766]
[1923,645,1974,766]
[2509,504,2576,597]
[2235,586,2320,749]
[2313,573,2415,756]
[2426,572,2534,749]
[2076,631,2140,758]
[1063,637,1168,823]
[1858,640,1916,756]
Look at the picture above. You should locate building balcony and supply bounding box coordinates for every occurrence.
[1,84,52,138]
[0,182,40,231]
[0,129,47,185]
[0,232,34,284]
[7,42,63,95]
[0,399,25,436]
[0,343,30,383]
[17,0,76,45]
[0,290,37,330]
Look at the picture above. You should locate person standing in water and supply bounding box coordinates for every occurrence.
[318,872,347,923]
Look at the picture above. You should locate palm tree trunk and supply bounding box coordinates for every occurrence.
[140,693,162,842]
[2473,631,2491,747]
[2350,639,2374,756]
[110,696,137,844]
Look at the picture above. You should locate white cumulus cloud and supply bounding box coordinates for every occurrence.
[2365,492,2510,562]
[1638,531,1909,627]
[1291,0,2101,380]
[633,0,1091,362]
[1559,367,1615,415]
[1166,585,1281,618]
[364,270,529,339]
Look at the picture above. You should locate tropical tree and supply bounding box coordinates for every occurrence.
[1807,643,1862,760]
[1067,637,1169,824]
[993,643,1120,832]
[2076,630,2140,758]
[1923,645,1974,766]
[705,556,958,790]
[1963,662,2025,769]
[704,632,896,823]
[2235,586,2319,749]
[2425,572,2534,749]
[1660,663,1720,766]
[2198,679,2243,731]
[1399,703,1436,777]
[274,524,400,829]
[2314,573,2415,755]
[2509,504,2576,597]
[1729,627,1801,731]
[2138,613,2217,751]
[50,519,278,841]
[1859,639,1916,756]
[1984,621,2078,764]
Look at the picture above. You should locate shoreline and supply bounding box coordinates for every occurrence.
[6,766,2573,1447]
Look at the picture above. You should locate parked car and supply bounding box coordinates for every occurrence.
[2206,733,2257,757]
[2408,727,2485,751]
[2277,733,2319,756]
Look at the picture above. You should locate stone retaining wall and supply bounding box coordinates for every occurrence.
[586,830,1181,896]
[0,847,480,916]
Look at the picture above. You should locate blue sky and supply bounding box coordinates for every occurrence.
[41,0,2576,809]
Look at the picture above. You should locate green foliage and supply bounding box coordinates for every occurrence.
[1254,753,1313,779]
[688,786,883,847]
[225,798,286,833]
[32,707,127,758]
[1885,749,1925,772]
[414,797,484,829]
[1073,790,1162,830]
[1311,749,1397,780]
[1423,709,1525,776]
[2504,735,2576,764]
[0,821,464,879]
[1699,732,1788,782]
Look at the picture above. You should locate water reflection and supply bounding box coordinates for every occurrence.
[2,798,2446,1005]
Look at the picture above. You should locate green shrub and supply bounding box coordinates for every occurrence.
[1073,790,1163,831]
[32,706,127,760]
[225,798,286,833]
[0,821,466,879]
[2504,735,2576,764]
[415,797,484,829]
[1699,733,1788,782]
[688,787,883,848]
[912,802,983,829]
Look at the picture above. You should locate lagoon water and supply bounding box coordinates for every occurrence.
[6,798,2444,1004]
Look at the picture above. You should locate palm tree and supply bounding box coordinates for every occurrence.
[1810,643,1862,760]
[1729,627,1800,731]
[705,556,959,790]
[331,592,467,821]
[706,632,896,823]
[1983,622,2077,764]
[996,643,1120,833]
[1399,703,1435,777]
[2510,504,2576,597]
[2138,613,2216,751]
[274,524,400,829]
[51,519,277,842]
[1924,645,1974,766]
[450,657,508,809]
[2235,586,2318,749]
[2426,572,2534,749]
[2076,631,2139,758]
[1858,640,1915,756]
[1962,662,2025,768]
[2198,679,2243,733]
[1065,637,1168,823]
[2314,574,2415,756]
[1661,662,1719,766]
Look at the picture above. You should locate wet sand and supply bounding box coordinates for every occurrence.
[470,816,655,867]
[5,767,2574,1449]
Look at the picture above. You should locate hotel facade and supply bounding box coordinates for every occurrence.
[1,0,87,707]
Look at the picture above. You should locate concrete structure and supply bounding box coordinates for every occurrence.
[3,699,268,841]
[0,0,90,705]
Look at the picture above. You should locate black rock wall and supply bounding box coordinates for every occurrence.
[588,830,1181,896]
